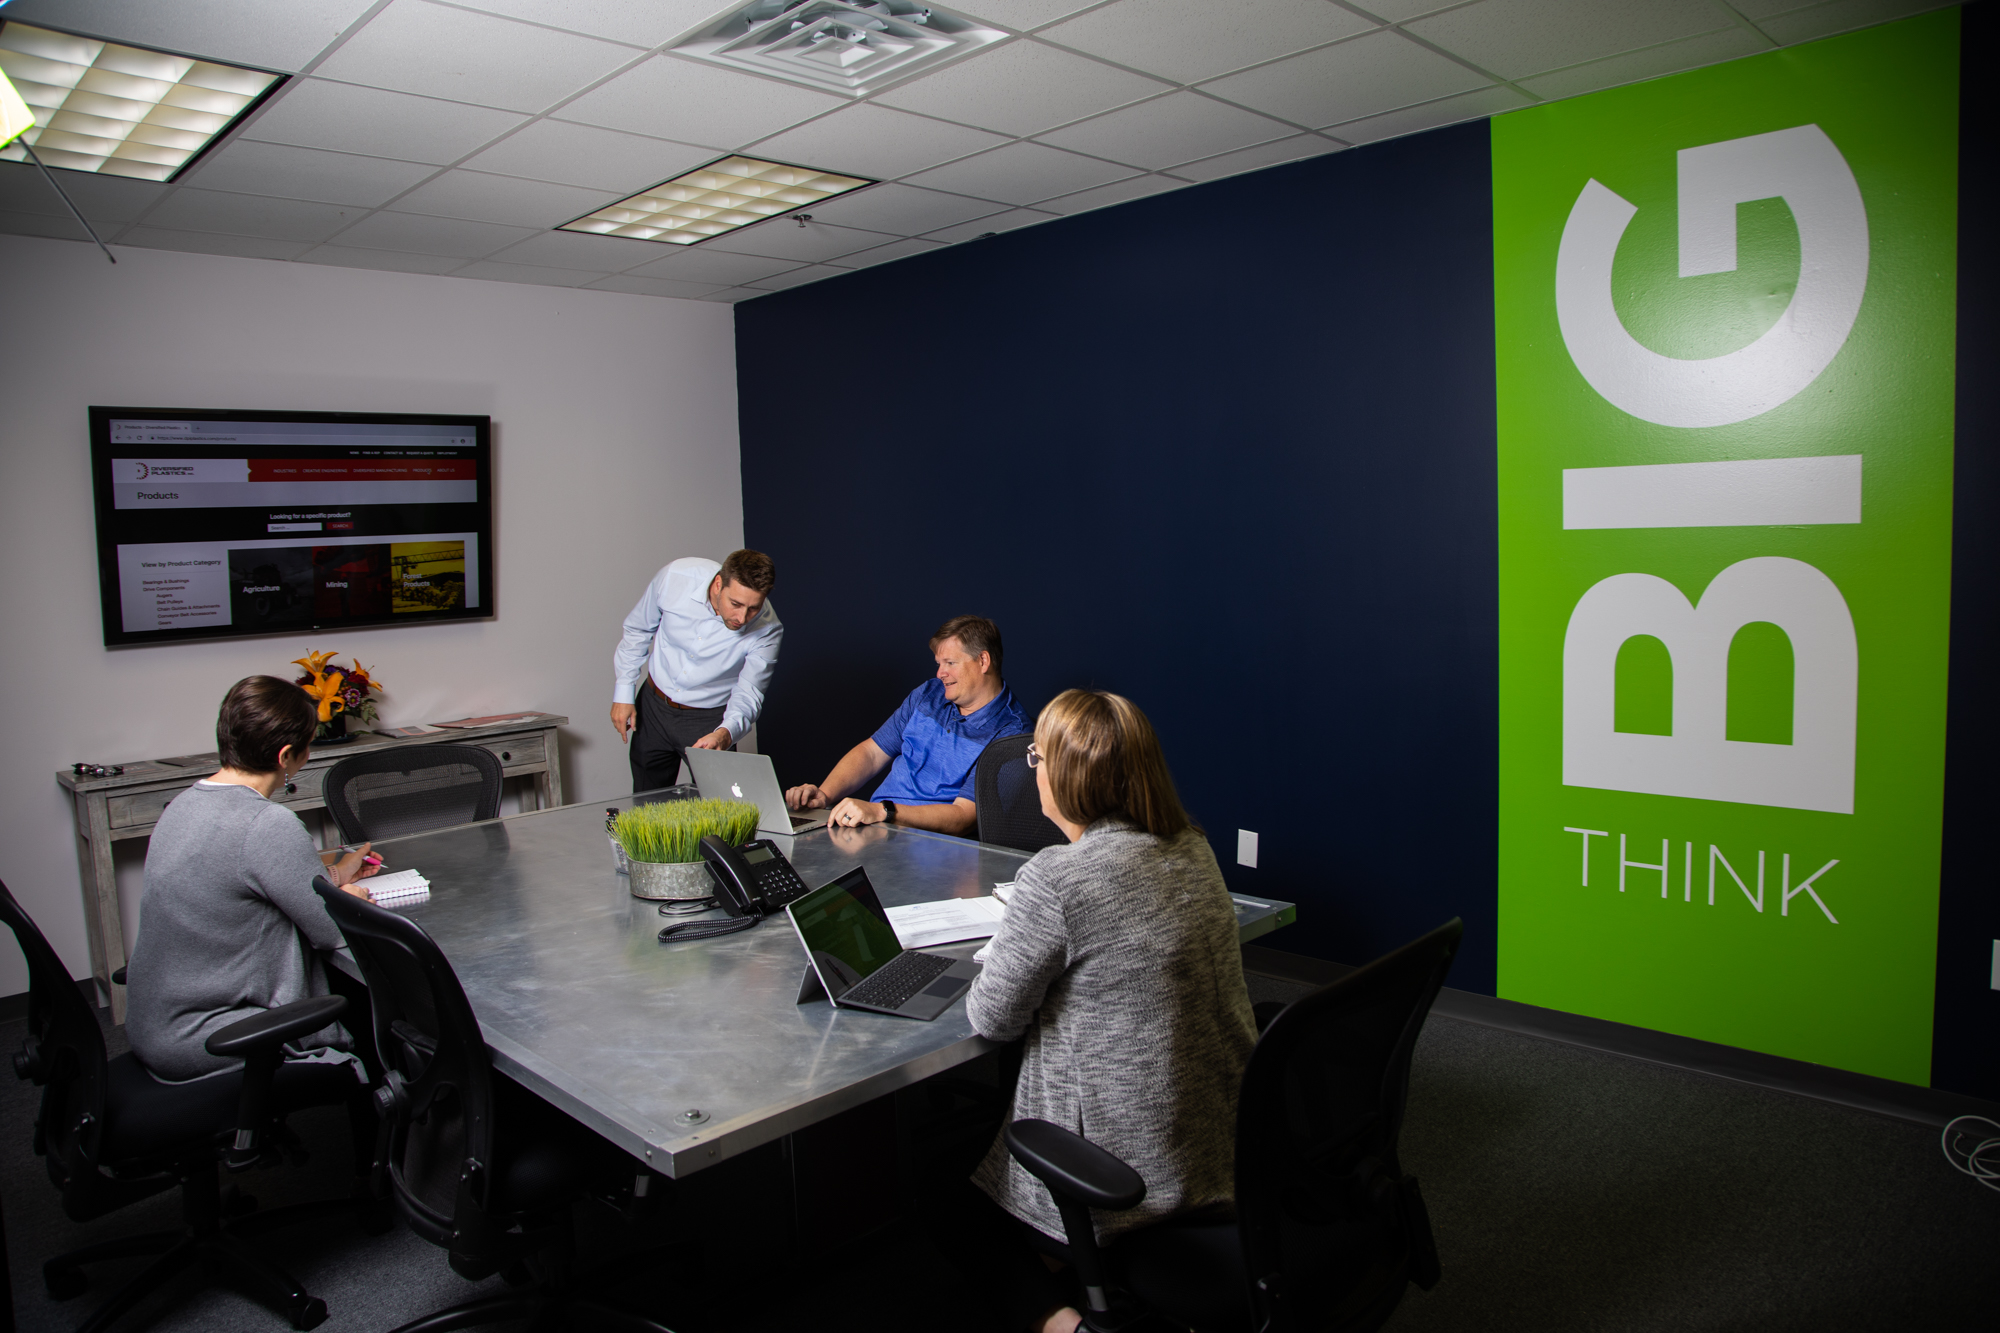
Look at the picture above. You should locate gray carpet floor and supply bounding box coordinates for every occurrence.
[3,974,1996,1332]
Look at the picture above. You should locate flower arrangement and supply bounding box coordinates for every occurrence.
[292,650,386,734]
[612,799,758,865]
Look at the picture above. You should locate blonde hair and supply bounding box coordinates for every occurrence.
[1034,690,1195,839]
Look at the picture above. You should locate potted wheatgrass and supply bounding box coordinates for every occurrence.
[612,798,759,901]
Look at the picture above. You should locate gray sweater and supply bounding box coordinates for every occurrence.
[968,820,1256,1243]
[126,782,348,1081]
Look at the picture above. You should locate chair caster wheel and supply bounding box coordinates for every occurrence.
[43,1261,88,1300]
[290,1296,329,1329]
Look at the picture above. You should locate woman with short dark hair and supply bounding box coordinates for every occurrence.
[960,689,1256,1333]
[126,675,382,1081]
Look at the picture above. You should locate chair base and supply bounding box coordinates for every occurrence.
[386,1290,675,1333]
[45,1186,384,1333]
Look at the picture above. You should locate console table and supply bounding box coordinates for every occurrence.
[56,713,567,1023]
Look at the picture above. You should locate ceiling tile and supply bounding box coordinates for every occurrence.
[447,258,603,287]
[1035,91,1294,170]
[953,0,1104,29]
[179,141,439,208]
[557,55,847,149]
[746,263,849,291]
[1759,0,1954,45]
[699,286,761,302]
[457,121,716,192]
[1041,0,1376,84]
[295,244,467,274]
[1342,0,1460,18]
[744,105,1010,181]
[113,227,314,261]
[387,170,621,227]
[922,206,1058,242]
[1517,26,1772,102]
[0,162,165,221]
[625,248,805,283]
[1034,172,1187,213]
[874,39,1171,137]
[1165,132,1338,181]
[1404,0,1733,81]
[0,209,99,242]
[1200,30,1489,130]
[452,0,725,47]
[584,273,732,298]
[1326,84,1531,145]
[138,189,365,243]
[827,235,948,268]
[0,0,377,73]
[903,141,1135,205]
[312,0,643,112]
[244,80,527,164]
[703,219,902,262]
[804,181,1005,234]
[330,210,538,257]
[482,229,660,270]
[1724,0,1814,14]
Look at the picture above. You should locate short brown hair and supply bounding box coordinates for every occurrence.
[718,549,776,594]
[930,615,1003,676]
[216,675,318,773]
[1034,690,1195,839]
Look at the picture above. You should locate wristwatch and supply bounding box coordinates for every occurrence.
[879,799,897,825]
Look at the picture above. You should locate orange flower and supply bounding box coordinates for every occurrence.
[292,649,337,676]
[347,658,384,692]
[301,671,347,723]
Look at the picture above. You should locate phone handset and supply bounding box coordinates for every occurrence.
[659,836,807,942]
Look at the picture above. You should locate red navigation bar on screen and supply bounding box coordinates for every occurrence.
[246,458,478,482]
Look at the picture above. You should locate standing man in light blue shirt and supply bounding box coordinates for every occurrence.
[611,550,781,793]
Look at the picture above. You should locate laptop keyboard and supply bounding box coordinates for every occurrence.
[844,951,955,1010]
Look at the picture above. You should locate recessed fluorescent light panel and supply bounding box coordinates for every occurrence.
[671,0,1005,96]
[559,156,872,245]
[0,22,281,181]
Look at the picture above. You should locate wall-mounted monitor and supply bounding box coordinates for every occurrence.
[89,407,494,647]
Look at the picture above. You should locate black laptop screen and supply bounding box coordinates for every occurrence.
[789,867,901,997]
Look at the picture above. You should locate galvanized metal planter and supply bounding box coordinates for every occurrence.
[627,858,715,901]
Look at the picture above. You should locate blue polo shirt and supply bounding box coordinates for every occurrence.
[870,680,1031,806]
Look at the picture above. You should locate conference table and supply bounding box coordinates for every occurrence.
[342,793,1298,1179]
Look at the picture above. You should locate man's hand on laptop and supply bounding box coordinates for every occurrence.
[689,726,731,751]
[786,783,829,810]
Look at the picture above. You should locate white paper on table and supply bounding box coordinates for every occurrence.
[365,868,431,903]
[886,896,1006,949]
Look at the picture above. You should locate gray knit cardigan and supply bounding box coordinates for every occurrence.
[967,819,1257,1243]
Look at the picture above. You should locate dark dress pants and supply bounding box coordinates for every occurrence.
[628,685,728,793]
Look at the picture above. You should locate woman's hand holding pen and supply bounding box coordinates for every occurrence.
[322,842,384,892]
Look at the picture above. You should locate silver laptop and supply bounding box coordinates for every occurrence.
[683,749,829,835]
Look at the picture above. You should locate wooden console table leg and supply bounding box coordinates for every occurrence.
[538,726,564,809]
[72,792,126,1023]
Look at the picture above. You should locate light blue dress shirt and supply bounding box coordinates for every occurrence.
[612,557,783,742]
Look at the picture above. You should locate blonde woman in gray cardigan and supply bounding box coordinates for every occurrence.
[963,689,1256,1333]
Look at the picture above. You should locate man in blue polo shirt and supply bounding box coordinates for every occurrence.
[784,615,1027,837]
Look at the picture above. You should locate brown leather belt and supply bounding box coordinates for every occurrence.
[646,677,695,710]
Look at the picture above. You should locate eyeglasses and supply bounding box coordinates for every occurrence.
[1024,743,1042,769]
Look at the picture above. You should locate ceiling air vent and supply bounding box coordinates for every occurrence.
[668,0,1006,96]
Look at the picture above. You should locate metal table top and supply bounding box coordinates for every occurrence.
[355,795,1296,1178]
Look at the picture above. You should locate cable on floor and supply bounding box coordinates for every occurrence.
[1940,1115,2000,1192]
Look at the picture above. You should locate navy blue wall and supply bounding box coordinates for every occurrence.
[737,122,1501,993]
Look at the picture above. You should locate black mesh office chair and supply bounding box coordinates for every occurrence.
[1,878,377,1333]
[974,733,1067,854]
[1004,918,1463,1333]
[322,744,504,844]
[311,877,672,1333]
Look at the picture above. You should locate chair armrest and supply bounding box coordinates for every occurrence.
[1004,1118,1147,1212]
[205,995,349,1060]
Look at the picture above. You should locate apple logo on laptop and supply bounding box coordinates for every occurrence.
[731,783,744,798]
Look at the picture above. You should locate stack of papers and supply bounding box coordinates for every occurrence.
[885,896,1006,949]
[365,869,430,907]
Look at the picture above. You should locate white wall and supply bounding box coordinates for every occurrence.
[0,233,742,994]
